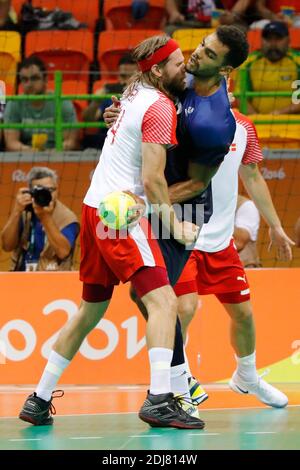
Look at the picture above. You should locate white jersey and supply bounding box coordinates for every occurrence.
[195,111,264,252]
[84,83,177,208]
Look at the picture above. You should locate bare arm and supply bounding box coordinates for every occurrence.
[83,88,105,122]
[142,142,198,244]
[83,101,102,122]
[239,163,295,260]
[232,0,253,14]
[255,0,279,20]
[233,226,251,251]
[295,217,300,247]
[168,162,220,204]
[63,129,80,151]
[165,0,184,23]
[4,130,32,152]
[1,188,32,251]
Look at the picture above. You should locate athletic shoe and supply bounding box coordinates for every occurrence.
[175,394,200,418]
[229,371,288,408]
[19,390,64,425]
[188,376,209,405]
[139,392,205,429]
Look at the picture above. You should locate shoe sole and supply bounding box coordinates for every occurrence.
[19,412,53,426]
[139,413,205,430]
[229,380,288,408]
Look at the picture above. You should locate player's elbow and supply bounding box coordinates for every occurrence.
[143,175,165,198]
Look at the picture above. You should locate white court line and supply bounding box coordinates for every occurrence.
[245,432,277,435]
[187,433,220,436]
[1,404,299,421]
[70,436,103,440]
[9,438,42,442]
[129,435,161,438]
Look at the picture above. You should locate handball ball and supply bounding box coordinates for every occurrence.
[98,191,136,229]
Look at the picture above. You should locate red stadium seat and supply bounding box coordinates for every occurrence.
[104,0,166,30]
[25,30,94,83]
[248,28,300,52]
[31,0,100,31]
[12,0,25,16]
[98,30,163,79]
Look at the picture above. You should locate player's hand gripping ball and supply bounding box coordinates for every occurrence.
[98,191,145,229]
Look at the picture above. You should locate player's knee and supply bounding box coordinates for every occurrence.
[232,304,253,323]
[178,294,198,327]
[150,289,178,321]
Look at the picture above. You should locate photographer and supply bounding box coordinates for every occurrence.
[1,167,79,271]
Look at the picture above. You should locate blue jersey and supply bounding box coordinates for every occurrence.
[165,76,235,224]
[178,76,236,167]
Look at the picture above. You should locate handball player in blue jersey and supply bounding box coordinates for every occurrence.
[105,26,249,417]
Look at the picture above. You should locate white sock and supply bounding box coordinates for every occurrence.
[171,363,190,397]
[235,351,258,383]
[35,350,70,401]
[148,348,173,395]
[184,349,192,379]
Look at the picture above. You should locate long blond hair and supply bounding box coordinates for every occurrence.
[123,35,173,100]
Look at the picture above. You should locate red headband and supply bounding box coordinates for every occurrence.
[138,39,180,73]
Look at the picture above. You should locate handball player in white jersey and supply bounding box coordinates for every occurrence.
[19,36,205,430]
[174,110,294,408]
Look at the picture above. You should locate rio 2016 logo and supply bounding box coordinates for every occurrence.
[0,299,146,364]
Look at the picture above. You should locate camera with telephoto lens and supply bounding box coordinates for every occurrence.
[24,186,53,208]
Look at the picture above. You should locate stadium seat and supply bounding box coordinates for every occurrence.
[248,28,300,52]
[12,0,25,17]
[98,30,163,79]
[0,31,21,89]
[31,0,100,31]
[25,30,94,83]
[172,29,214,62]
[104,0,166,30]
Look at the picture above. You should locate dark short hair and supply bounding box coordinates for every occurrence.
[118,53,136,67]
[216,25,249,69]
[19,55,47,77]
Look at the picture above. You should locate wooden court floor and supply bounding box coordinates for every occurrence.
[0,384,299,450]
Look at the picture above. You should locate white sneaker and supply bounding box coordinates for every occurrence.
[229,371,288,408]
[175,394,200,418]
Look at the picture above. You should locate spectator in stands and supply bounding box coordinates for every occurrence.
[219,0,281,27]
[295,216,300,248]
[1,167,79,272]
[0,0,19,31]
[3,55,79,152]
[234,194,261,267]
[235,21,300,114]
[255,0,293,21]
[83,54,138,149]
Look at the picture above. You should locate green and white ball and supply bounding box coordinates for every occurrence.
[98,191,136,229]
